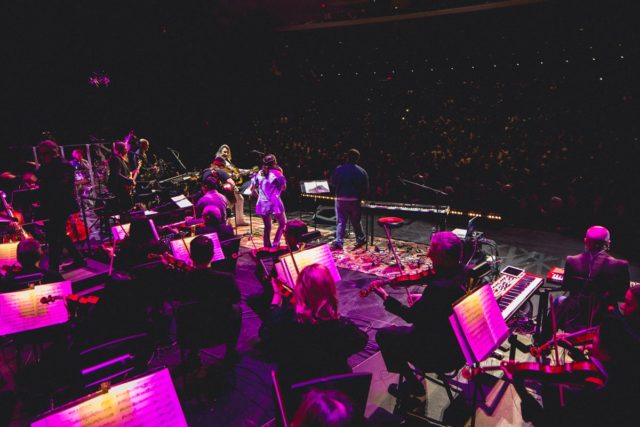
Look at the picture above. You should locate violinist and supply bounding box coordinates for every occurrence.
[265,263,368,386]
[372,231,467,405]
[247,220,308,324]
[196,205,234,241]
[178,235,241,365]
[1,239,63,292]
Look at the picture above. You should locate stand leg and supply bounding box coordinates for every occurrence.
[384,225,403,271]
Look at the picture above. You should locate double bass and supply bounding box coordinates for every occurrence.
[0,190,30,241]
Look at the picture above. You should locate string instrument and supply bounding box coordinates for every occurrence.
[462,360,606,388]
[530,326,600,358]
[0,190,30,241]
[127,159,143,196]
[272,275,295,303]
[359,268,437,298]
[40,295,65,304]
[224,159,258,186]
[147,252,194,272]
[66,212,88,242]
[233,245,292,260]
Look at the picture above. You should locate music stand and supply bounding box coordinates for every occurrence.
[300,180,330,230]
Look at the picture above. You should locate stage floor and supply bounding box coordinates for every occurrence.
[4,214,639,426]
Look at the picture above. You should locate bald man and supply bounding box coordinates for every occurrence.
[557,225,630,331]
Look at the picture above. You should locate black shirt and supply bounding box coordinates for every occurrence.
[36,158,78,218]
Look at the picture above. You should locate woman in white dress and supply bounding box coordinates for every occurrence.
[251,154,287,248]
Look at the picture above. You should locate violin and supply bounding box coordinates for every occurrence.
[359,268,437,298]
[272,275,295,303]
[233,245,292,260]
[530,326,600,358]
[148,252,194,272]
[463,360,606,388]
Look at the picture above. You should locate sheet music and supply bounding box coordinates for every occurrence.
[170,194,193,209]
[277,244,341,289]
[111,223,131,242]
[32,367,187,427]
[0,281,72,335]
[0,241,19,267]
[449,284,509,365]
[302,180,330,194]
[169,232,224,264]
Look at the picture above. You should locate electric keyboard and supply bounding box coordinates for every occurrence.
[360,201,450,216]
[491,271,544,320]
[546,266,639,288]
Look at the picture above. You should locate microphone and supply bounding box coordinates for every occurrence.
[166,146,178,151]
[250,150,265,156]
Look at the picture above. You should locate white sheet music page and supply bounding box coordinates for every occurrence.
[31,367,187,427]
[449,284,509,365]
[277,244,341,288]
[111,223,130,242]
[0,281,72,335]
[0,242,19,268]
[169,233,224,264]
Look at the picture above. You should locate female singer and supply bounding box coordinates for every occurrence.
[250,154,287,248]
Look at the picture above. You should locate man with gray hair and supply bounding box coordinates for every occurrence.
[372,231,467,404]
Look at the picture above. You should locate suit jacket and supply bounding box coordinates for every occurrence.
[563,251,629,303]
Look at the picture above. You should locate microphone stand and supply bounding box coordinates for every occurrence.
[167,147,187,171]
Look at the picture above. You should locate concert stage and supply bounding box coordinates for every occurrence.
[2,216,639,426]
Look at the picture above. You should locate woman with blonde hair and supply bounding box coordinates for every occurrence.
[266,264,367,386]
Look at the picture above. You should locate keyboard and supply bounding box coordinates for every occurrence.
[491,272,543,320]
[361,201,450,215]
[547,266,639,288]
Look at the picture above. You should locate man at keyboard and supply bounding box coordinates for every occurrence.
[556,225,629,332]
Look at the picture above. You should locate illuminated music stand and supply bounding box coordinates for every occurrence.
[300,180,330,230]
[449,284,510,426]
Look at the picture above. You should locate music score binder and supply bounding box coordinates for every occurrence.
[449,284,510,365]
[32,367,187,427]
[276,244,341,289]
[0,281,72,336]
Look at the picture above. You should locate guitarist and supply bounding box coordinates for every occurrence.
[108,141,137,213]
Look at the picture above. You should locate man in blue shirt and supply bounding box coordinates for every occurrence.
[330,149,369,250]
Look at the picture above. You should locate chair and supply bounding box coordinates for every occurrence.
[210,236,241,274]
[75,332,152,392]
[377,217,405,271]
[272,370,372,427]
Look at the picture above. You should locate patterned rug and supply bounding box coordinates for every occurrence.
[237,217,432,279]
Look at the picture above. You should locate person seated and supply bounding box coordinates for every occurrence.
[116,217,168,269]
[197,205,234,241]
[265,263,368,386]
[196,175,228,221]
[1,239,63,292]
[553,225,629,334]
[247,219,308,323]
[291,389,355,427]
[178,235,242,364]
[372,231,467,403]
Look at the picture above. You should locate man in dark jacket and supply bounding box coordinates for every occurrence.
[373,231,467,399]
[36,140,85,272]
[330,148,368,250]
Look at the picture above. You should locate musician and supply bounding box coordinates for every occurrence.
[247,219,308,324]
[69,149,91,172]
[556,225,630,332]
[132,138,159,179]
[330,148,368,251]
[266,263,368,385]
[372,231,466,401]
[216,148,250,225]
[36,140,86,272]
[180,235,242,365]
[1,239,63,292]
[196,176,229,221]
[197,205,234,241]
[251,154,287,248]
[107,141,136,213]
[207,155,249,226]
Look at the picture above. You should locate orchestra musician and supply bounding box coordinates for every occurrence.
[552,225,630,335]
[1,239,63,292]
[36,140,87,272]
[69,148,91,172]
[371,231,467,404]
[196,175,229,221]
[107,141,137,213]
[196,205,234,241]
[131,138,159,179]
[330,148,368,251]
[203,157,248,226]
[265,263,368,386]
[250,154,287,248]
[179,235,242,365]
